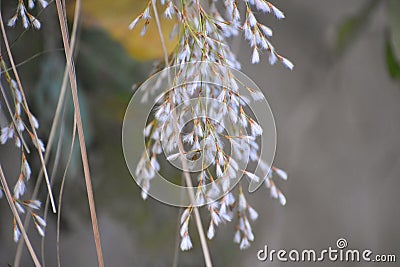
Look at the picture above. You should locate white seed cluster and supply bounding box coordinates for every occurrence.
[7,0,49,30]
[0,67,47,242]
[130,0,291,251]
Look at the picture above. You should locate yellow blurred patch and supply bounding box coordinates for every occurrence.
[67,0,177,60]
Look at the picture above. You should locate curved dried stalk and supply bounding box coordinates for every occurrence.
[54,0,105,266]
[57,111,77,267]
[13,0,82,264]
[40,99,68,266]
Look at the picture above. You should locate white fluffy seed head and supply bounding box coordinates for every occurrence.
[238,192,247,211]
[31,114,40,129]
[207,222,215,239]
[14,224,21,242]
[244,171,260,182]
[35,222,45,237]
[260,25,273,37]
[31,18,41,29]
[39,0,49,8]
[248,206,259,221]
[274,167,288,180]
[269,51,278,65]
[271,5,285,19]
[14,178,26,199]
[255,0,271,13]
[248,12,257,27]
[251,47,260,64]
[143,7,151,19]
[180,234,193,251]
[28,0,34,9]
[33,213,47,227]
[15,202,25,214]
[129,17,140,30]
[25,200,41,209]
[240,237,250,250]
[8,15,18,27]
[279,191,287,206]
[281,57,294,70]
[181,208,191,224]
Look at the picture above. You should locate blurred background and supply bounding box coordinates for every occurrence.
[1,0,399,266]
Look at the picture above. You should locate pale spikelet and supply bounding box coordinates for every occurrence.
[281,57,294,70]
[207,221,215,239]
[270,184,278,199]
[274,167,288,180]
[34,221,45,237]
[129,17,141,30]
[269,50,278,65]
[250,89,265,101]
[13,222,21,242]
[238,191,247,211]
[248,11,257,27]
[167,152,181,161]
[270,4,285,19]
[278,191,286,206]
[1,127,11,144]
[28,0,35,9]
[33,213,46,237]
[22,154,31,180]
[30,16,41,30]
[141,189,148,200]
[142,7,151,20]
[254,0,271,13]
[252,47,260,64]
[35,138,45,152]
[15,202,25,214]
[15,119,24,132]
[38,0,49,8]
[180,234,193,251]
[259,25,273,37]
[248,206,259,221]
[24,200,41,210]
[30,114,40,129]
[8,15,18,27]
[243,170,260,183]
[164,2,175,19]
[33,213,47,227]
[14,176,26,199]
[181,208,191,224]
[240,237,250,250]
[249,118,263,136]
[20,7,29,29]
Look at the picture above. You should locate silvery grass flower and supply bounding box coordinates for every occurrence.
[130,0,292,251]
[0,58,47,241]
[7,0,48,29]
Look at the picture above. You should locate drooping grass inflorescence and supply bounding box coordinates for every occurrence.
[1,0,50,243]
[0,57,47,242]
[130,0,292,251]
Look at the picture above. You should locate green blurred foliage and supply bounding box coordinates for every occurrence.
[336,0,377,56]
[387,0,400,78]
[336,0,400,80]
[386,39,400,78]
